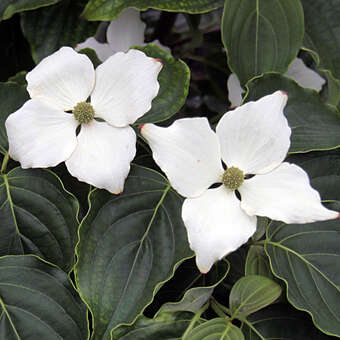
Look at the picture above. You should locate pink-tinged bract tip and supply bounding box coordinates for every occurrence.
[139,124,145,132]
[280,90,288,96]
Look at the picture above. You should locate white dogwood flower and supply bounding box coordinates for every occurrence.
[228,58,326,107]
[76,8,169,62]
[6,47,162,193]
[141,91,339,273]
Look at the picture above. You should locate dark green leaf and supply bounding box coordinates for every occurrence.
[301,0,340,83]
[113,311,195,340]
[245,246,273,280]
[158,260,229,314]
[0,80,29,155]
[82,0,224,21]
[229,275,281,318]
[245,73,340,153]
[185,318,244,340]
[265,219,340,337]
[21,0,97,63]
[134,44,190,124]
[252,217,269,241]
[0,0,60,20]
[75,164,192,340]
[0,255,88,339]
[0,167,79,272]
[241,304,334,340]
[222,0,304,86]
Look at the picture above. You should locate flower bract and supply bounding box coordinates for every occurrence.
[141,91,338,273]
[5,47,162,193]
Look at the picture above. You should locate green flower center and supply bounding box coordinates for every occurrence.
[73,102,95,124]
[222,167,244,190]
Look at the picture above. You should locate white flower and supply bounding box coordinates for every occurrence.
[76,8,170,62]
[228,58,326,107]
[5,47,162,193]
[141,91,339,273]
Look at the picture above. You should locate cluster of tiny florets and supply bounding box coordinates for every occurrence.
[222,166,244,190]
[73,102,95,124]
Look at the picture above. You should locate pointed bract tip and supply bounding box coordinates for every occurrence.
[337,212,340,219]
[139,124,146,132]
[154,58,163,65]
[279,90,288,96]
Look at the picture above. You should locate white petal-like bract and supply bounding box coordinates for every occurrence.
[65,120,136,194]
[26,47,95,111]
[106,8,146,53]
[227,73,244,107]
[5,99,78,168]
[76,37,114,62]
[182,186,257,273]
[239,162,338,223]
[216,91,290,175]
[141,118,224,198]
[91,49,162,127]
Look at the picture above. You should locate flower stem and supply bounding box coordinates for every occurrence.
[1,152,9,174]
[182,303,209,339]
[210,298,231,318]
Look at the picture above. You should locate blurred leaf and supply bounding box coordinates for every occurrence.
[157,260,229,314]
[82,0,224,21]
[265,218,340,337]
[229,275,281,318]
[245,246,273,280]
[0,80,29,154]
[246,74,340,153]
[75,164,192,340]
[0,255,88,339]
[21,0,97,63]
[113,311,195,340]
[222,0,304,86]
[0,167,79,272]
[185,318,244,340]
[0,0,60,20]
[241,304,334,340]
[133,44,190,124]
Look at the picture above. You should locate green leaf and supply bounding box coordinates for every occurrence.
[221,0,304,86]
[0,80,29,155]
[21,0,97,63]
[0,255,88,339]
[245,246,273,280]
[229,275,282,318]
[134,44,190,125]
[265,219,340,337]
[245,73,340,153]
[241,304,334,340]
[75,164,192,340]
[0,167,79,272]
[82,0,224,21]
[301,0,340,83]
[185,318,244,340]
[113,311,195,340]
[158,260,229,314]
[252,217,269,241]
[0,0,60,20]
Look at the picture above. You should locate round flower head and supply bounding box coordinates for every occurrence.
[5,47,162,193]
[76,8,169,61]
[141,91,339,273]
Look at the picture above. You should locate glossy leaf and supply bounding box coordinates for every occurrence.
[158,260,229,314]
[134,44,190,125]
[75,164,192,340]
[0,255,88,340]
[245,73,340,153]
[241,304,334,340]
[0,0,60,20]
[0,80,29,155]
[82,0,224,21]
[222,0,304,86]
[185,318,244,340]
[0,167,79,272]
[301,0,340,83]
[113,311,195,340]
[21,0,97,63]
[245,246,273,280]
[265,219,340,337]
[229,275,282,318]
